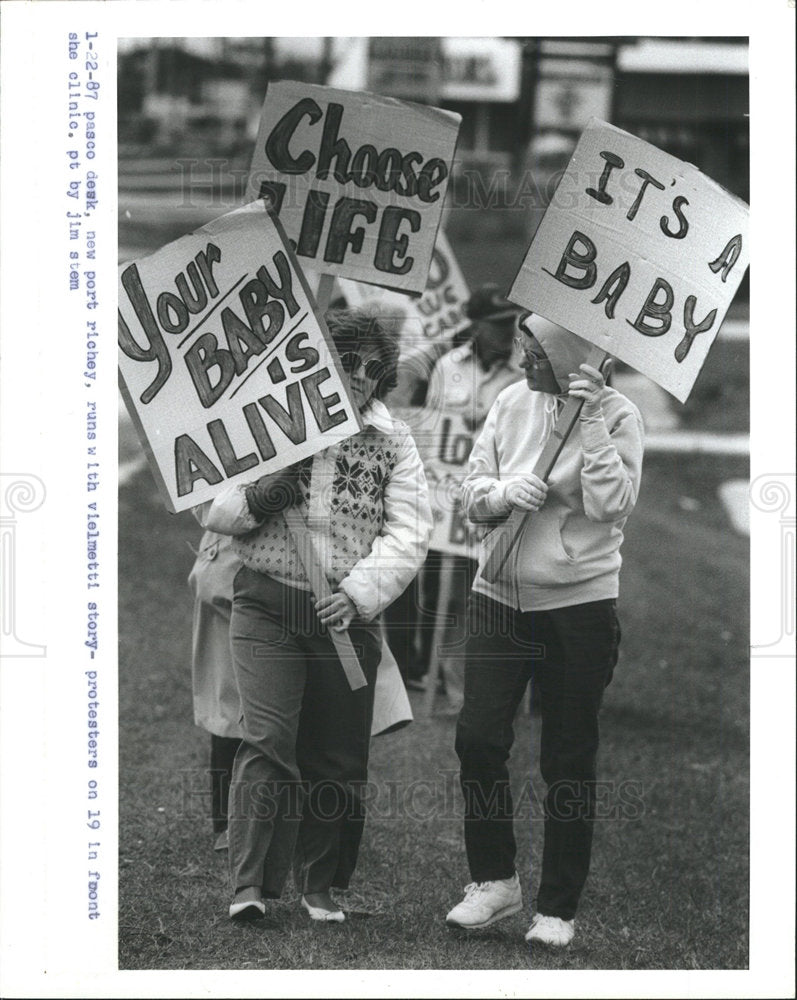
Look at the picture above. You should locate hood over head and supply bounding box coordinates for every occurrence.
[522,314,597,393]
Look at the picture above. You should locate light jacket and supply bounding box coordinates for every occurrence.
[463,322,644,611]
[202,399,433,622]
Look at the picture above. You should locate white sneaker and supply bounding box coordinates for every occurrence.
[525,912,575,947]
[445,875,522,929]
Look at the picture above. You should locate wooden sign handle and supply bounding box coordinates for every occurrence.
[282,506,368,691]
[480,347,609,585]
[315,273,336,314]
[421,552,456,717]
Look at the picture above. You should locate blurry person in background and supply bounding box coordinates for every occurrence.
[380,312,471,691]
[414,284,525,707]
[188,531,244,852]
[425,284,524,429]
[445,314,644,948]
[201,307,432,924]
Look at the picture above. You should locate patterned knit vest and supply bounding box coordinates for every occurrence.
[232,427,402,590]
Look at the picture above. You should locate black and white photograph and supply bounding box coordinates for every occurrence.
[0,4,795,998]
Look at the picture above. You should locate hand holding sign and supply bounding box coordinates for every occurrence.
[498,475,549,513]
[568,362,608,415]
[315,592,358,632]
[243,459,309,518]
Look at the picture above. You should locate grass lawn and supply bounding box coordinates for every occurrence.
[118,451,748,971]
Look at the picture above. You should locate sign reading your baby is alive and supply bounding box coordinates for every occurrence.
[117,202,362,513]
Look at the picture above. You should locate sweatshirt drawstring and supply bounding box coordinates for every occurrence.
[539,394,565,445]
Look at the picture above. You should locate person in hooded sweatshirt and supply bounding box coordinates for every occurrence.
[444,311,644,948]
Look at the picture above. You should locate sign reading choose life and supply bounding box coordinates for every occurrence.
[511,119,749,402]
[247,81,461,294]
[118,201,362,514]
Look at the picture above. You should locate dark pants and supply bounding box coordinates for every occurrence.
[383,549,443,682]
[210,735,241,834]
[228,567,381,898]
[455,593,620,920]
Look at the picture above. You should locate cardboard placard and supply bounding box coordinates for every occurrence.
[337,230,470,349]
[422,409,480,559]
[117,201,362,513]
[247,81,461,295]
[511,118,750,403]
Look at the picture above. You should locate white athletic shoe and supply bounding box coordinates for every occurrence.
[525,912,575,947]
[445,874,523,929]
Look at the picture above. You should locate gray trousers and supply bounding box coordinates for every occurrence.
[228,567,380,897]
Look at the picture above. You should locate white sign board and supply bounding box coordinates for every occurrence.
[337,231,470,349]
[247,81,461,295]
[118,202,362,513]
[511,119,750,403]
[421,409,480,559]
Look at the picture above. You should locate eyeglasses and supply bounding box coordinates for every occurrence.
[339,351,388,382]
[513,334,547,362]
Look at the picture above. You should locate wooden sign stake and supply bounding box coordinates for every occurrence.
[282,505,368,690]
[279,270,367,691]
[315,273,336,314]
[421,552,455,717]
[480,347,609,584]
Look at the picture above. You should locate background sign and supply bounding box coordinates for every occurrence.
[441,37,522,103]
[118,201,362,513]
[367,37,443,103]
[421,409,480,558]
[511,118,749,402]
[247,81,461,294]
[337,231,470,350]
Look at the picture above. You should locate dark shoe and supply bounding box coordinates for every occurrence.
[229,887,266,921]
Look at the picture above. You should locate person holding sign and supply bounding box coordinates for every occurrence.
[203,307,432,923]
[425,284,524,429]
[445,313,644,948]
[422,284,524,710]
[187,530,244,851]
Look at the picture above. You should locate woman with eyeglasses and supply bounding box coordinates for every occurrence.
[202,306,432,924]
[445,312,644,948]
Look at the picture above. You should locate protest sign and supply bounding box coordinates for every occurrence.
[247,81,461,295]
[337,230,470,349]
[511,118,749,403]
[422,409,480,559]
[117,201,362,514]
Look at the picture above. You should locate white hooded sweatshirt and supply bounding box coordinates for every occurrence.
[463,320,645,611]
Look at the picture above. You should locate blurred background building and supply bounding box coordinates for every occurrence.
[118,35,749,201]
